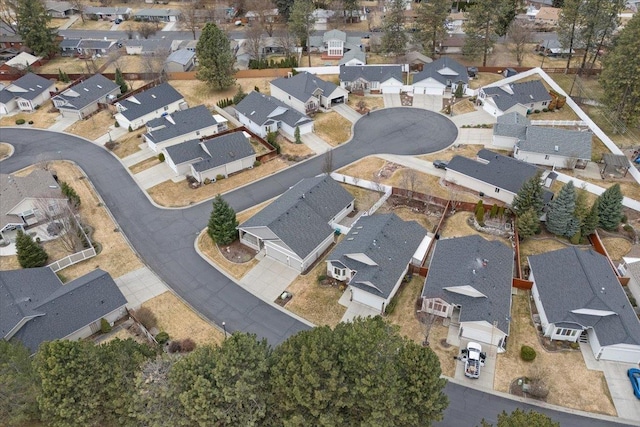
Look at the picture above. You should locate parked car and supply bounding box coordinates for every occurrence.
[467,66,478,78]
[433,160,448,170]
[628,368,640,399]
[114,18,123,24]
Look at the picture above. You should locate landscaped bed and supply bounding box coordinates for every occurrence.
[438,211,511,246]
[313,111,352,146]
[111,129,146,158]
[197,230,258,280]
[0,143,12,160]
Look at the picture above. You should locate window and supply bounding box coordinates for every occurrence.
[334,267,344,276]
[555,328,578,337]
[494,188,500,193]
[545,155,550,160]
[164,106,169,111]
[542,101,547,106]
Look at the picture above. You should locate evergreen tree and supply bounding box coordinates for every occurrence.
[288,0,316,67]
[546,181,577,237]
[462,0,502,65]
[495,0,520,38]
[511,171,545,217]
[0,341,40,426]
[196,23,236,90]
[577,0,625,73]
[581,199,599,237]
[382,0,408,56]
[558,0,583,71]
[294,125,301,144]
[207,195,239,246]
[597,183,624,230]
[516,208,539,240]
[114,68,128,94]
[480,408,560,427]
[15,230,48,268]
[413,0,450,57]
[60,181,80,209]
[274,0,295,19]
[15,0,58,57]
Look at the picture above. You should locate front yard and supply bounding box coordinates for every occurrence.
[347,94,385,112]
[313,111,352,146]
[0,100,60,129]
[111,129,146,158]
[64,110,115,141]
[197,230,258,280]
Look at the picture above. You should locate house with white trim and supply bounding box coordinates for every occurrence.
[0,73,54,113]
[52,74,120,120]
[479,79,552,117]
[114,82,186,130]
[270,72,349,115]
[339,65,403,94]
[413,57,468,95]
[235,91,313,138]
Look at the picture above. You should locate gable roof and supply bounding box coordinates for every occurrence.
[116,82,184,121]
[8,73,54,101]
[84,6,132,15]
[134,8,181,17]
[144,105,218,144]
[192,133,256,172]
[403,51,433,65]
[271,72,340,103]
[324,29,347,42]
[339,49,366,65]
[52,74,119,111]
[0,88,16,104]
[165,48,195,65]
[529,247,640,347]
[493,112,530,139]
[235,91,312,129]
[517,126,593,160]
[45,1,76,13]
[339,65,403,84]
[329,214,427,299]
[482,80,551,112]
[78,39,115,50]
[240,176,354,259]
[60,38,81,49]
[414,57,468,86]
[164,138,203,165]
[422,235,514,334]
[5,52,40,69]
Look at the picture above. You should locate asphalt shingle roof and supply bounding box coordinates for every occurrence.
[482,80,551,112]
[338,50,366,65]
[271,72,340,103]
[240,176,354,259]
[414,57,468,86]
[134,8,181,17]
[339,65,403,84]
[60,38,81,49]
[164,139,203,165]
[165,49,195,66]
[9,73,54,101]
[116,82,184,121]
[193,133,256,172]
[52,74,119,111]
[235,91,312,129]
[0,88,15,104]
[144,105,218,145]
[529,247,640,347]
[328,214,426,299]
[422,235,514,334]
[493,112,530,139]
[517,126,592,159]
[84,6,131,15]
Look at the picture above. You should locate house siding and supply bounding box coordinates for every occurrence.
[115,98,185,130]
[269,85,310,115]
[444,169,517,204]
[64,305,127,342]
[145,124,219,152]
[192,154,256,183]
[16,89,53,112]
[237,112,275,137]
[514,149,582,169]
[281,121,313,137]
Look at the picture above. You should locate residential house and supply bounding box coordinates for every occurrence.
[535,36,574,57]
[447,11,468,33]
[164,49,196,72]
[114,82,186,130]
[244,8,279,23]
[444,149,554,205]
[270,72,349,115]
[134,9,181,22]
[0,35,26,52]
[76,39,118,57]
[0,170,67,244]
[339,65,404,94]
[45,1,78,18]
[327,213,430,313]
[52,74,120,120]
[0,88,17,114]
[308,29,363,59]
[479,79,552,117]
[1,73,54,112]
[339,50,366,66]
[0,52,42,74]
[143,104,226,152]
[618,257,640,308]
[491,112,530,149]
[238,175,354,272]
[163,132,256,181]
[84,6,132,21]
[170,39,198,52]
[123,38,171,56]
[514,126,592,169]
[235,91,314,138]
[421,235,514,349]
[437,34,466,54]
[0,268,127,355]
[413,57,468,95]
[402,51,433,72]
[59,38,82,56]
[534,7,560,26]
[529,247,640,364]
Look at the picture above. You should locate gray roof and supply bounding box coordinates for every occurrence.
[235,91,312,129]
[84,6,131,15]
[323,29,347,43]
[1,268,127,354]
[240,176,354,259]
[529,247,640,347]
[422,235,514,334]
[165,48,195,65]
[144,105,217,145]
[164,139,203,165]
[116,82,184,121]
[328,214,426,299]
[414,57,468,86]
[78,39,115,50]
[339,65,403,84]
[403,51,433,64]
[52,74,119,111]
[339,49,366,65]
[123,38,172,53]
[0,88,15,104]
[517,126,592,160]
[9,73,54,101]
[493,112,530,139]
[134,8,181,17]
[193,133,256,172]
[45,1,76,13]
[271,72,340,104]
[60,38,81,49]
[482,80,551,112]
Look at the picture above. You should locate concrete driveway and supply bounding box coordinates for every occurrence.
[383,93,402,108]
[454,338,497,390]
[301,132,332,153]
[239,255,299,303]
[47,114,78,132]
[332,103,361,123]
[413,94,444,112]
[134,162,174,189]
[450,109,497,127]
[454,128,494,147]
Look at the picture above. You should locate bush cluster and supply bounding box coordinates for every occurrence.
[217,98,233,108]
[167,338,197,353]
[155,331,170,344]
[15,118,25,125]
[158,153,165,162]
[100,318,112,334]
[134,307,157,330]
[520,345,536,361]
[249,56,298,70]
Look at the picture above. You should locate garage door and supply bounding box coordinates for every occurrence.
[352,287,383,312]
[424,87,444,95]
[461,325,494,346]
[60,109,81,119]
[331,96,344,105]
[265,245,303,271]
[382,86,401,94]
[413,86,425,95]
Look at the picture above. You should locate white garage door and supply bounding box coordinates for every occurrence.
[60,109,81,119]
[382,86,401,94]
[424,86,444,95]
[413,86,425,95]
[265,245,303,271]
[352,287,384,313]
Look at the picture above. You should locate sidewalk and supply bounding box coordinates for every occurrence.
[300,132,332,154]
[114,266,169,309]
[377,153,446,177]
[57,15,79,30]
[94,126,128,145]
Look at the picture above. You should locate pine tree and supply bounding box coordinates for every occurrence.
[512,171,545,217]
[462,0,503,65]
[196,23,236,90]
[597,183,624,230]
[545,181,577,237]
[581,199,599,237]
[413,0,450,57]
[15,230,48,268]
[15,0,58,57]
[0,341,39,425]
[114,68,128,94]
[294,126,301,144]
[558,0,583,71]
[207,195,239,246]
[381,0,408,56]
[289,0,315,67]
[516,208,539,240]
[481,408,560,427]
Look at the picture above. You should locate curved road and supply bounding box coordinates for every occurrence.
[0,109,629,426]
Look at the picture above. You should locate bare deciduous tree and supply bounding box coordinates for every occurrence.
[0,0,18,34]
[69,0,85,23]
[274,29,297,56]
[401,168,419,198]
[138,22,158,39]
[244,20,264,60]
[420,312,438,347]
[35,199,89,254]
[247,0,277,36]
[142,47,170,78]
[507,20,533,67]
[182,7,200,40]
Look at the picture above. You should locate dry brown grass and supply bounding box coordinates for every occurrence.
[469,72,504,89]
[129,157,161,174]
[439,212,511,248]
[284,261,347,327]
[575,175,640,202]
[197,231,258,280]
[583,106,640,150]
[0,100,59,129]
[169,78,276,108]
[104,55,149,74]
[313,111,352,146]
[64,110,115,140]
[452,99,477,115]
[519,238,569,270]
[70,18,113,30]
[0,143,12,160]
[390,168,478,203]
[377,205,436,232]
[420,144,482,163]
[338,156,386,180]
[112,129,146,158]
[339,184,382,212]
[495,292,616,416]
[529,107,580,121]
[140,291,224,346]
[0,254,20,271]
[148,157,288,207]
[278,135,315,157]
[37,56,107,74]
[601,237,632,262]
[347,94,385,111]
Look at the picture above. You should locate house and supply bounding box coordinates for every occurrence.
[270,72,349,115]
[444,149,554,205]
[514,125,592,169]
[326,213,430,313]
[535,37,574,57]
[402,51,433,72]
[114,82,186,130]
[45,1,78,18]
[529,247,640,364]
[238,175,354,272]
[447,11,468,32]
[437,34,466,54]
[0,268,127,354]
[52,74,120,119]
[534,7,560,26]
[84,6,132,21]
[479,79,552,117]
[76,39,118,57]
[0,52,42,74]
[59,38,81,56]
[170,39,198,52]
[163,132,255,181]
[143,105,226,152]
[0,35,27,52]
[235,91,314,138]
[164,49,196,72]
[0,170,67,244]
[0,88,17,114]
[413,57,468,95]
[338,50,366,66]
[244,8,279,23]
[308,29,363,59]
[492,112,530,149]
[133,9,181,22]
[421,235,514,349]
[2,73,54,112]
[124,38,171,56]
[339,65,403,94]
[618,257,640,307]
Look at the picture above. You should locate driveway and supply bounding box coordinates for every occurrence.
[239,255,299,303]
[383,93,402,108]
[454,338,497,391]
[450,109,497,127]
[455,128,494,147]
[134,162,174,189]
[413,94,444,112]
[332,103,361,124]
[114,266,168,309]
[47,114,79,132]
[301,132,332,154]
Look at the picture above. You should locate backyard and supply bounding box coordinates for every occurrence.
[169,78,275,108]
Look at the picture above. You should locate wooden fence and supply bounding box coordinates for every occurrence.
[512,278,533,290]
[589,230,628,285]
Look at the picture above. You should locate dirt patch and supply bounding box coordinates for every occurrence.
[601,237,632,262]
[0,143,12,160]
[339,183,382,213]
[377,202,439,232]
[37,56,107,74]
[129,157,161,174]
[111,129,145,158]
[0,100,60,129]
[347,94,385,112]
[452,99,476,115]
[313,111,352,146]
[197,231,258,280]
[64,110,115,141]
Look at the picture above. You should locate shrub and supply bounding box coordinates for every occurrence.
[497,206,505,218]
[569,342,580,350]
[385,295,399,315]
[155,331,169,344]
[317,274,327,283]
[134,306,157,329]
[104,140,117,150]
[61,181,81,208]
[570,231,581,244]
[185,174,198,184]
[623,224,634,232]
[28,120,34,125]
[34,105,40,110]
[128,125,133,132]
[100,318,112,333]
[474,200,483,214]
[15,119,25,125]
[534,109,540,114]
[476,206,485,226]
[490,204,498,218]
[542,108,549,112]
[622,214,628,223]
[253,160,261,167]
[203,177,211,185]
[520,345,536,361]
[233,85,246,104]
[254,85,260,92]
[216,174,225,181]
[158,152,165,162]
[114,121,120,128]
[168,340,182,353]
[181,338,196,352]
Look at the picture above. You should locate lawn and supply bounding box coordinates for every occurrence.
[339,184,382,213]
[197,231,258,280]
[601,237,632,262]
[518,237,570,270]
[112,129,145,158]
[347,94,385,111]
[169,78,276,109]
[70,18,113,30]
[129,157,161,174]
[313,111,352,146]
[377,205,437,232]
[528,106,580,121]
[277,135,315,158]
[104,55,149,74]
[439,212,511,247]
[389,168,478,202]
[420,144,482,163]
[338,156,386,180]
[37,56,107,74]
[468,72,504,90]
[0,143,13,160]
[0,100,59,129]
[64,110,115,141]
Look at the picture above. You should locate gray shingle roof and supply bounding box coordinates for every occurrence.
[235,91,312,129]
[0,88,15,104]
[323,29,347,43]
[414,57,468,86]
[339,65,403,84]
[529,247,640,347]
[240,176,354,259]
[78,39,115,50]
[45,1,75,13]
[482,80,551,112]
[52,74,119,111]
[1,268,127,353]
[164,139,203,165]
[84,6,131,15]
[339,49,366,65]
[165,48,195,65]
[9,73,54,101]
[123,38,172,53]
[271,72,339,103]
[116,82,184,121]
[422,235,514,334]
[60,38,81,49]
[144,105,218,145]
[328,213,426,299]
[134,8,181,17]
[493,112,530,139]
[192,133,256,172]
[517,126,592,159]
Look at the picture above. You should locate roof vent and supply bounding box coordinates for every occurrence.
[554,145,559,151]
[472,269,476,275]
[151,94,156,98]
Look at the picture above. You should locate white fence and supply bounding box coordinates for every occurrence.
[530,120,587,127]
[48,246,97,273]
[294,66,341,75]
[331,171,392,215]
